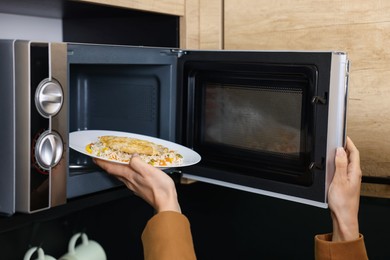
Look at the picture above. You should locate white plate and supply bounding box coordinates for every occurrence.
[69,130,201,168]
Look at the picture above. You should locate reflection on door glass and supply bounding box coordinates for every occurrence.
[204,84,302,155]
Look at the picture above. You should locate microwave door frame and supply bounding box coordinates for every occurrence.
[176,50,348,208]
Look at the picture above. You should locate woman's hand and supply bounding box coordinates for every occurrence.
[94,155,181,213]
[328,136,362,242]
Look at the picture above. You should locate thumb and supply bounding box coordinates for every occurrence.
[334,147,348,179]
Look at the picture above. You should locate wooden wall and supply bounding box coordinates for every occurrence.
[180,0,223,49]
[223,0,390,197]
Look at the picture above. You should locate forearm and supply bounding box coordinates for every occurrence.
[331,212,359,242]
[331,209,359,242]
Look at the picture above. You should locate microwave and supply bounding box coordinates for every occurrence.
[0,39,349,215]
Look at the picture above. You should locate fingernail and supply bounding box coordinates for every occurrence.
[336,147,345,157]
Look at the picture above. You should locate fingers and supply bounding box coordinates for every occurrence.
[334,147,348,181]
[129,156,160,176]
[93,156,158,184]
[93,158,135,179]
[333,136,362,187]
[345,136,362,183]
[346,137,360,168]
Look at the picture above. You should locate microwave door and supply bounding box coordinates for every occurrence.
[177,50,348,208]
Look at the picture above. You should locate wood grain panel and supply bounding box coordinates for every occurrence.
[198,0,223,49]
[224,0,390,197]
[180,0,200,49]
[180,0,223,49]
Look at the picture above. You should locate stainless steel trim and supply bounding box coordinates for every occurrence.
[324,52,349,203]
[14,40,34,213]
[49,42,68,208]
[14,41,68,213]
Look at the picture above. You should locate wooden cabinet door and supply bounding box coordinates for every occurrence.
[180,0,223,50]
[224,0,390,198]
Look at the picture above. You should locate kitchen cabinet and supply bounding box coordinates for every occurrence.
[0,0,180,47]
[180,0,223,49]
[0,0,222,49]
[75,0,224,50]
[219,0,390,198]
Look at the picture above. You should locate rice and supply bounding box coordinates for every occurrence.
[86,138,183,167]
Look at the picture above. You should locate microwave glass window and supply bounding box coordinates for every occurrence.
[188,64,316,185]
[203,84,302,156]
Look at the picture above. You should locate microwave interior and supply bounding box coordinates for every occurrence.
[67,44,178,198]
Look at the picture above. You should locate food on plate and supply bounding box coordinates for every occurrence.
[86,135,183,167]
[99,135,159,156]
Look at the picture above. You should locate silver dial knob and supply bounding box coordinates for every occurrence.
[35,131,63,170]
[35,78,64,118]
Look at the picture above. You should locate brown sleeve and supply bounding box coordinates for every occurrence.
[141,211,197,260]
[314,233,368,260]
